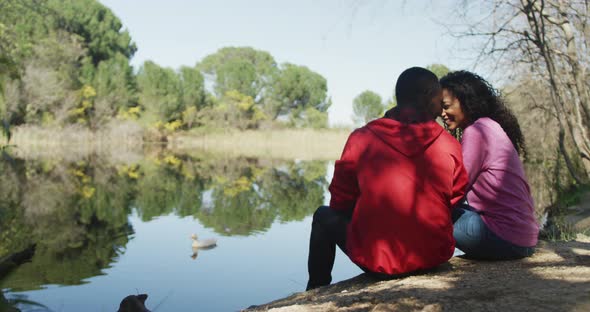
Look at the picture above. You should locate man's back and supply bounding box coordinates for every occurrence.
[329,117,467,275]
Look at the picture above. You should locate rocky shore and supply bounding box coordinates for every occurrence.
[245,235,590,312]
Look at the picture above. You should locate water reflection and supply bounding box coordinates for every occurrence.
[0,147,555,311]
[0,151,328,299]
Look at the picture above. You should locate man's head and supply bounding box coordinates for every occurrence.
[394,67,442,119]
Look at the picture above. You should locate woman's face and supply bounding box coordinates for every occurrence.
[441,89,467,130]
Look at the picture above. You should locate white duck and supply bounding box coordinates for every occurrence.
[190,234,217,260]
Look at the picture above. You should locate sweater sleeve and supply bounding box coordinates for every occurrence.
[329,130,363,212]
[461,123,487,191]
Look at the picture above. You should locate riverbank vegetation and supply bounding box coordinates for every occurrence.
[0,0,331,136]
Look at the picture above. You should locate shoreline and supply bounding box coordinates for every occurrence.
[9,125,352,161]
[169,128,351,160]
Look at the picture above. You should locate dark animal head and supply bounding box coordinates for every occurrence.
[117,294,150,312]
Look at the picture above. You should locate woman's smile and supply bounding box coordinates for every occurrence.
[441,89,467,130]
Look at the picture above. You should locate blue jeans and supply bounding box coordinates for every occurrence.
[452,205,535,260]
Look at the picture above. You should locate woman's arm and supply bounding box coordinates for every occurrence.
[461,123,488,190]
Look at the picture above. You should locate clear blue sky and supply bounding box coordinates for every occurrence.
[98,0,472,126]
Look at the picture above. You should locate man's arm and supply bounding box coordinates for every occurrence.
[450,152,468,207]
[328,130,363,212]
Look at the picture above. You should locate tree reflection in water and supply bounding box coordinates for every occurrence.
[0,151,328,294]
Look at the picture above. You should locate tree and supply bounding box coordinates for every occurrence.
[47,0,136,66]
[450,0,590,182]
[352,90,384,124]
[198,47,278,101]
[178,66,207,110]
[19,33,85,125]
[384,97,397,110]
[0,23,18,103]
[136,61,182,123]
[294,106,329,129]
[91,53,137,127]
[0,0,52,123]
[426,63,451,79]
[0,0,137,128]
[271,63,331,126]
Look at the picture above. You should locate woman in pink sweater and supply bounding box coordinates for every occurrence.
[440,71,539,260]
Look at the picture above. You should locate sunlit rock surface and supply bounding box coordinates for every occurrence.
[245,235,590,312]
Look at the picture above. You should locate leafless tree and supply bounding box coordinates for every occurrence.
[449,0,590,183]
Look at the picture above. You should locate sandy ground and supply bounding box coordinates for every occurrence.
[245,235,590,312]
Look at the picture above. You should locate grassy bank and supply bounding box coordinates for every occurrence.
[8,124,353,162]
[10,122,146,162]
[169,128,352,161]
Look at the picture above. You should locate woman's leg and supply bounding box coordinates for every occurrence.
[306,206,350,290]
[453,205,534,260]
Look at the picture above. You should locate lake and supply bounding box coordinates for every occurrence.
[0,149,362,311]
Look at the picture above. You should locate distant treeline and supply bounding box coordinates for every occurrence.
[0,0,331,132]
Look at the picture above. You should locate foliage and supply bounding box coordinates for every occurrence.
[0,1,332,132]
[198,46,278,100]
[450,0,590,181]
[0,22,18,115]
[0,0,52,66]
[426,63,450,79]
[18,33,85,125]
[91,53,137,126]
[0,0,136,128]
[137,61,183,123]
[68,85,96,125]
[217,90,267,129]
[290,106,329,129]
[178,65,207,111]
[271,63,331,124]
[352,90,384,125]
[47,0,136,66]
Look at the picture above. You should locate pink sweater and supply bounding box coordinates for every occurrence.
[461,117,539,247]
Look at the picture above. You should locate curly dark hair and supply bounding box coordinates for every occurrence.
[440,70,527,158]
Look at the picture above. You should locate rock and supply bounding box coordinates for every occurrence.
[577,233,590,242]
[563,191,590,231]
[244,240,590,312]
[564,206,590,231]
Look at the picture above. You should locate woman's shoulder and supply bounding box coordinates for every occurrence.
[464,117,504,138]
[470,117,499,129]
[464,117,516,156]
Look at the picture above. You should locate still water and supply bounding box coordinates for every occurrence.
[0,151,362,311]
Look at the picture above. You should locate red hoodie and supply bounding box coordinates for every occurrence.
[329,117,467,275]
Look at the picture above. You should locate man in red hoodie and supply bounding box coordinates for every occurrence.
[306,67,468,290]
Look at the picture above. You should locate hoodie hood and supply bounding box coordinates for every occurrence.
[366,117,444,157]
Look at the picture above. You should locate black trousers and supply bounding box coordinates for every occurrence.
[306,205,351,290]
[306,206,422,291]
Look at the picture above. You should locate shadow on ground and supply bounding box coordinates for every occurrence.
[246,237,590,312]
